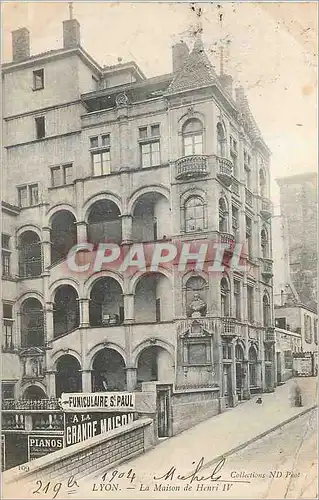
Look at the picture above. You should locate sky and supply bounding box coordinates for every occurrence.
[2,2,318,206]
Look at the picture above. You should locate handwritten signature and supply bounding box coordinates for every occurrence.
[154,457,226,484]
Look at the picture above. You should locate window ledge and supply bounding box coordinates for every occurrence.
[32,87,44,92]
[48,183,75,190]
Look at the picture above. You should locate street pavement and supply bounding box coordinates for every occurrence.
[74,377,318,499]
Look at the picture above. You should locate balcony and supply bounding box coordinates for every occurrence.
[221,317,241,338]
[260,198,272,220]
[175,155,209,180]
[245,188,253,207]
[2,398,60,411]
[264,327,275,343]
[218,232,235,255]
[261,259,273,281]
[216,156,233,187]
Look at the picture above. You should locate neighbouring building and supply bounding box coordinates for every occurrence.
[275,327,302,384]
[276,172,318,311]
[2,17,276,468]
[272,199,318,357]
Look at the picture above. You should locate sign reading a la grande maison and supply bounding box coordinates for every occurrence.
[64,412,135,447]
[28,435,64,461]
[60,392,135,412]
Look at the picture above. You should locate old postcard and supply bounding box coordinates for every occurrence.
[1,1,318,499]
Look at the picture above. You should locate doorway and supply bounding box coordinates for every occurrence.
[276,352,282,383]
[156,387,170,438]
[223,364,232,407]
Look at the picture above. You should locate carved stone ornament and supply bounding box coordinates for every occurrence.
[115,92,129,107]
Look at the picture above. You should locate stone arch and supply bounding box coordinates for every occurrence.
[47,204,78,226]
[16,290,44,308]
[91,347,127,391]
[132,338,175,368]
[133,340,175,387]
[22,384,47,400]
[52,349,82,370]
[84,271,124,299]
[16,225,42,239]
[83,192,122,222]
[21,381,47,398]
[85,343,127,371]
[55,354,82,397]
[127,185,170,214]
[49,278,81,302]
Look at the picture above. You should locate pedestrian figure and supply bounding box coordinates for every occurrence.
[256,396,263,404]
[290,379,303,407]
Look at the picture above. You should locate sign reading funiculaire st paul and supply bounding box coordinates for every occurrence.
[60,392,135,412]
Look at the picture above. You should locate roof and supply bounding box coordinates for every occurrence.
[167,36,218,94]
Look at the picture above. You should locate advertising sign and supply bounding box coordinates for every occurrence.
[64,412,135,447]
[27,435,64,461]
[60,392,135,412]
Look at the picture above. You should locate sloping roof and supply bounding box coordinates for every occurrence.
[167,36,218,94]
[235,86,261,138]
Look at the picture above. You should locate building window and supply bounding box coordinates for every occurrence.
[140,142,160,168]
[138,125,161,168]
[3,304,13,350]
[275,317,287,329]
[184,196,205,232]
[261,228,269,259]
[221,277,230,317]
[284,350,293,369]
[92,151,111,177]
[2,234,11,278]
[89,134,111,176]
[263,294,271,326]
[219,198,228,232]
[259,168,266,198]
[182,119,203,156]
[1,383,15,400]
[232,206,239,236]
[33,69,44,90]
[248,346,258,386]
[234,280,241,320]
[35,116,45,139]
[18,184,39,207]
[51,163,73,187]
[245,216,252,258]
[314,319,318,345]
[222,343,232,360]
[217,122,226,157]
[183,340,211,365]
[247,285,254,323]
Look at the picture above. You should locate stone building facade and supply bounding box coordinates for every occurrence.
[276,172,318,311]
[2,18,276,454]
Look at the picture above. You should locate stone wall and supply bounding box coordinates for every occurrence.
[171,388,220,435]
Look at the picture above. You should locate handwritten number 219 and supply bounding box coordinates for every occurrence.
[33,480,62,499]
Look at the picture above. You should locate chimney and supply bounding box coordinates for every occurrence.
[12,28,30,62]
[235,86,246,107]
[220,74,233,97]
[172,41,189,73]
[63,19,80,49]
